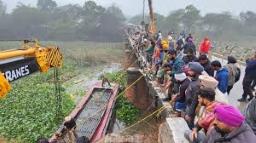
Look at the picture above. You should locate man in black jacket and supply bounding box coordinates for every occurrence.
[198,54,214,77]
[185,62,204,129]
[182,48,198,64]
[182,38,196,55]
[238,55,256,102]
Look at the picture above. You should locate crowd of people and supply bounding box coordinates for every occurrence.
[134,29,256,143]
[38,28,256,143]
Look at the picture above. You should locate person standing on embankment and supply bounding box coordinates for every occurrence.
[238,52,256,102]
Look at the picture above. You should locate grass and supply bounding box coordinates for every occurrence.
[0,41,125,142]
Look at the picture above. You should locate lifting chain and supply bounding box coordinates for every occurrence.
[54,67,62,121]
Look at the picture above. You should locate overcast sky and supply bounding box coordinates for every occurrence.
[2,0,256,16]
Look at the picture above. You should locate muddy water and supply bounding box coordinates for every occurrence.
[63,63,122,103]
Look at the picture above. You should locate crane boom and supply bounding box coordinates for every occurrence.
[0,40,62,98]
[148,0,157,34]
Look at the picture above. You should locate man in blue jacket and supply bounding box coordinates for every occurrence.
[238,55,256,102]
[211,60,229,93]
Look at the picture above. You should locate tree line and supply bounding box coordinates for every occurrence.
[0,0,125,41]
[130,5,256,43]
[0,1,256,43]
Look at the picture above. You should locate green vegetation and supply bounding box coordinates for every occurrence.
[104,71,127,87]
[105,71,140,125]
[115,95,140,125]
[0,73,75,143]
[0,41,125,142]
[0,54,80,142]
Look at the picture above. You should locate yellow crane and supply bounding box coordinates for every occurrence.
[0,40,62,98]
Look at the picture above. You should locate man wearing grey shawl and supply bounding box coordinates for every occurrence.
[245,98,256,135]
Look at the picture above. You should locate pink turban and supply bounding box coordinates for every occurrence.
[214,104,245,127]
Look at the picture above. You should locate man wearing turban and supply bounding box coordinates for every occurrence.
[204,105,256,143]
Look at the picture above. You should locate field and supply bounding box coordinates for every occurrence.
[191,37,256,61]
[0,41,125,143]
[211,39,256,62]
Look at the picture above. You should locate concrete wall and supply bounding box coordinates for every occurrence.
[125,67,153,110]
[158,118,190,143]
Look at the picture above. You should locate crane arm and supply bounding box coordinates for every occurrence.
[148,0,157,34]
[0,40,62,98]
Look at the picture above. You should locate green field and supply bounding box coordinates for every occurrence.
[0,41,125,143]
